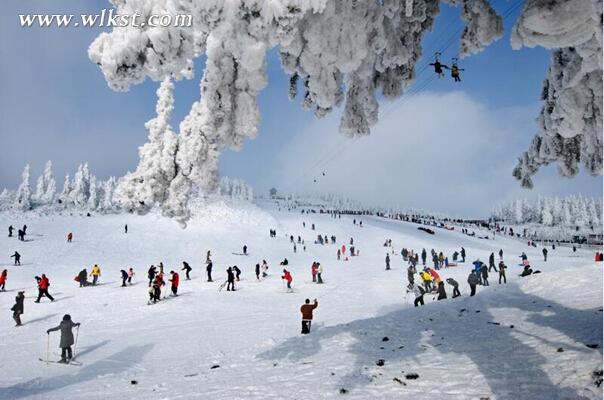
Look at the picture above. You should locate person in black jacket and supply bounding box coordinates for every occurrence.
[8,225,13,237]
[11,251,21,266]
[436,281,447,300]
[181,261,192,280]
[78,269,88,287]
[226,267,235,291]
[461,247,466,262]
[206,261,213,282]
[147,265,157,286]
[255,263,261,280]
[468,271,479,296]
[12,291,25,326]
[542,247,548,262]
[120,269,128,287]
[446,278,461,298]
[233,266,242,281]
[488,253,497,272]
[481,263,489,286]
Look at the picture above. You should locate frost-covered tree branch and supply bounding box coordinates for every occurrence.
[89,0,600,224]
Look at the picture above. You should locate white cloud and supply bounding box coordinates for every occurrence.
[274,91,602,217]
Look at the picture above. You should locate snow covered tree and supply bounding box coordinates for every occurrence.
[59,174,72,206]
[71,163,92,208]
[87,176,99,211]
[14,164,32,211]
[541,197,554,226]
[89,0,601,223]
[34,161,56,206]
[100,177,117,212]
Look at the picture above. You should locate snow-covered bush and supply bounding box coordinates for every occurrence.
[14,164,32,211]
[219,177,254,202]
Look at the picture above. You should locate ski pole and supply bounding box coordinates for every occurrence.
[73,325,80,360]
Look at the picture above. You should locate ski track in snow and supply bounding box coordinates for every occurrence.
[0,201,601,400]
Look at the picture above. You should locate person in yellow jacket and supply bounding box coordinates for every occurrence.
[419,271,433,293]
[90,264,101,286]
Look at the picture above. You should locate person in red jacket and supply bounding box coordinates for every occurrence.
[0,269,7,291]
[300,298,318,334]
[35,274,54,303]
[169,271,179,296]
[67,232,73,243]
[282,269,293,292]
[311,262,317,282]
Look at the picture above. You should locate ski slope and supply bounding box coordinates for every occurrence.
[0,201,601,400]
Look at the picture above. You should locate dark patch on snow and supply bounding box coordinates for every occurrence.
[509,325,514,328]
[380,347,385,350]
[130,380,138,385]
[557,347,564,352]
[339,388,348,394]
[210,364,220,369]
[459,308,467,313]
[376,359,385,366]
[382,336,389,342]
[585,343,599,349]
[184,373,198,378]
[475,310,481,313]
[405,373,419,380]
[488,322,501,326]
[392,377,406,385]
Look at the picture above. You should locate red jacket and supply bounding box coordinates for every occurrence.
[429,269,440,280]
[170,273,179,287]
[282,271,292,283]
[39,276,50,289]
[0,272,6,284]
[311,263,317,275]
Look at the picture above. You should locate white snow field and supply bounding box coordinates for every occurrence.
[0,201,601,400]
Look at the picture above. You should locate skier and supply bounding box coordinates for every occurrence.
[128,268,135,284]
[421,249,427,265]
[0,269,7,291]
[282,269,293,292]
[8,225,13,237]
[18,229,24,241]
[446,278,461,298]
[35,274,54,303]
[498,261,507,284]
[11,251,21,266]
[67,232,73,243]
[47,315,81,363]
[243,245,248,255]
[542,248,548,262]
[429,59,448,77]
[233,266,242,281]
[408,284,425,307]
[206,261,213,282]
[148,265,157,286]
[90,264,101,286]
[12,291,25,326]
[169,271,179,296]
[488,253,497,272]
[255,263,261,280]
[481,263,489,286]
[300,298,318,334]
[77,269,88,287]
[461,247,466,262]
[467,270,479,296]
[436,281,447,300]
[120,269,128,287]
[124,224,128,234]
[385,253,391,270]
[181,261,192,280]
[261,260,269,277]
[226,267,236,291]
[316,263,324,284]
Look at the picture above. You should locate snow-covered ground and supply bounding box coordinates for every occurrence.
[0,201,601,399]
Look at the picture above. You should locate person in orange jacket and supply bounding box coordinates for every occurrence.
[282,269,293,292]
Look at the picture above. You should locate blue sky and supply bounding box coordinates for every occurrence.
[0,0,601,217]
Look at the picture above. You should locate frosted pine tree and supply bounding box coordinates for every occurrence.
[71,163,92,208]
[14,164,32,211]
[87,176,99,211]
[34,161,56,206]
[541,197,554,226]
[100,177,117,212]
[59,174,72,206]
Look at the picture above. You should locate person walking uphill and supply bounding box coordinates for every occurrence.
[12,291,25,326]
[385,254,391,270]
[226,267,236,292]
[11,251,21,266]
[47,315,81,363]
[467,270,479,296]
[300,299,318,334]
[498,261,507,284]
[542,247,548,262]
[35,274,54,303]
[90,264,101,286]
[488,253,497,272]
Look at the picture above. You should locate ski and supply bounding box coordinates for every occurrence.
[39,358,82,366]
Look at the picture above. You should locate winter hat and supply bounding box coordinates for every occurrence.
[63,314,71,321]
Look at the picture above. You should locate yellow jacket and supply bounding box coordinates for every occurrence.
[420,271,433,282]
[90,265,101,276]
